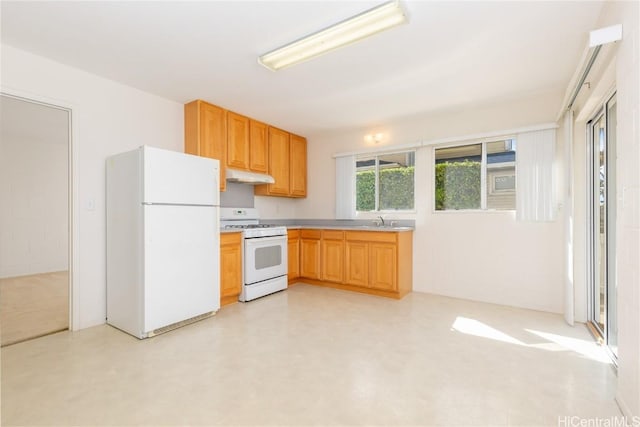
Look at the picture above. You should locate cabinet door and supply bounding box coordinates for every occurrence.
[300,238,320,279]
[266,127,290,195]
[249,120,268,173]
[220,233,242,305]
[345,241,369,287]
[369,243,397,291]
[290,134,307,197]
[227,112,250,170]
[322,239,344,283]
[184,100,227,191]
[288,238,300,280]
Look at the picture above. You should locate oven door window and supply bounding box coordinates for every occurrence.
[255,246,282,270]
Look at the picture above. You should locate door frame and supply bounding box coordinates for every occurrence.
[1,87,80,331]
[585,87,617,360]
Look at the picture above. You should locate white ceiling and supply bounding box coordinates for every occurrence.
[1,1,604,136]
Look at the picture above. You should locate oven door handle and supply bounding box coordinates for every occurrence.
[244,235,286,246]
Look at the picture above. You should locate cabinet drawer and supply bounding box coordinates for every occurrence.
[345,231,397,243]
[300,229,321,239]
[287,229,300,240]
[221,232,242,245]
[322,230,344,240]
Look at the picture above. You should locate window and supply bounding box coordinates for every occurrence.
[434,139,516,211]
[356,151,415,212]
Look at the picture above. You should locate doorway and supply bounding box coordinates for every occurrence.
[0,94,71,346]
[587,91,617,359]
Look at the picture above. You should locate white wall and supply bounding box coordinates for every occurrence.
[1,45,184,329]
[0,112,69,277]
[258,92,566,313]
[569,1,640,418]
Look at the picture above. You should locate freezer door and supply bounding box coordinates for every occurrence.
[143,146,219,206]
[143,204,219,333]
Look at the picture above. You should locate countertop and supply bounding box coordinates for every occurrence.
[220,229,243,234]
[284,225,413,232]
[220,225,413,233]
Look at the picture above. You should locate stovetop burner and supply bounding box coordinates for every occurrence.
[220,207,286,238]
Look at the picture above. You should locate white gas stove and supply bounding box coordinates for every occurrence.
[220,208,287,238]
[220,208,288,301]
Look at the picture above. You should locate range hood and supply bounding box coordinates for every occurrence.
[225,168,275,185]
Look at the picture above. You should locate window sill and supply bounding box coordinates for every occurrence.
[432,209,516,215]
[356,210,417,217]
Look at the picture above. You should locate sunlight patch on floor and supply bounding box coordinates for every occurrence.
[451,316,525,346]
[451,316,611,364]
[525,329,612,364]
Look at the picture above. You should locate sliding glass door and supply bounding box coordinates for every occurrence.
[587,92,617,358]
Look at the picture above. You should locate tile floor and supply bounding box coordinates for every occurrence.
[1,284,621,426]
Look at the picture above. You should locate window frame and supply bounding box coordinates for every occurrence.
[355,149,417,214]
[432,136,516,213]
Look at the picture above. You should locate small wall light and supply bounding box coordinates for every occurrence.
[365,133,384,144]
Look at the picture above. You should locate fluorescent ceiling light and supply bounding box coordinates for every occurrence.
[259,0,407,71]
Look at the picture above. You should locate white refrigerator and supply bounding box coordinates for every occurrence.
[106,145,220,339]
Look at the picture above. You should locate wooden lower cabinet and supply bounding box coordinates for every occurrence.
[369,243,397,291]
[220,232,242,306]
[287,229,300,283]
[345,241,369,287]
[296,229,413,299]
[300,229,321,280]
[321,231,344,283]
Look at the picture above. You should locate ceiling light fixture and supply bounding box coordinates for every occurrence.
[258,0,407,71]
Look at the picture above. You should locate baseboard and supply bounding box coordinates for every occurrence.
[615,391,636,424]
[615,392,633,418]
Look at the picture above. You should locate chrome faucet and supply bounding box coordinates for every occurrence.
[378,215,385,226]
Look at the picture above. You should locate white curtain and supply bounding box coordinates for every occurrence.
[335,155,356,219]
[516,128,557,221]
[563,112,575,326]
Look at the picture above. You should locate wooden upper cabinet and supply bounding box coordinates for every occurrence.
[249,120,268,173]
[185,100,306,197]
[255,128,307,198]
[256,127,290,196]
[226,112,250,170]
[184,100,227,191]
[290,134,307,198]
[228,115,268,174]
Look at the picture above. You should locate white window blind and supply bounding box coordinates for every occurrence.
[516,128,557,221]
[335,155,356,219]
